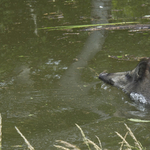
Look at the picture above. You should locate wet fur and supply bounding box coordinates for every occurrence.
[99,58,150,104]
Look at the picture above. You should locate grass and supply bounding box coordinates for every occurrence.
[15,126,35,150]
[0,113,146,149]
[115,124,144,150]
[54,123,145,150]
[38,21,138,31]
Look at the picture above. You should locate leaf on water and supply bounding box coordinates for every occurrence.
[19,55,24,57]
[128,118,150,122]
[11,145,23,147]
[117,56,122,58]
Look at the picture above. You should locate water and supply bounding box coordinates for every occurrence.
[1,0,150,149]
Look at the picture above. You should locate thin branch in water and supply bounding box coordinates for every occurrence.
[15,126,35,150]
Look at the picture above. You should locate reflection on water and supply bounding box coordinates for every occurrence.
[13,65,34,86]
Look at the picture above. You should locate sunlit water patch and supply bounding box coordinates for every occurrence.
[45,58,61,65]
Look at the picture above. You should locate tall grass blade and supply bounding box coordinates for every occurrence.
[54,140,80,150]
[15,126,35,150]
[54,145,70,150]
[75,124,91,150]
[39,22,138,31]
[115,131,133,150]
[124,124,143,150]
[86,139,102,150]
[95,136,102,149]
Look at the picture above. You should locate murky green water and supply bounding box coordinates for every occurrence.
[1,0,150,149]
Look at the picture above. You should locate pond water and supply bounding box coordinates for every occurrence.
[1,0,150,149]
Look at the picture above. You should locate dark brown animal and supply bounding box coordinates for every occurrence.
[99,58,150,104]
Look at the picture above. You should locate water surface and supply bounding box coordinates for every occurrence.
[1,0,150,149]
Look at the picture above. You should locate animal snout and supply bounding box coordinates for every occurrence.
[99,72,108,79]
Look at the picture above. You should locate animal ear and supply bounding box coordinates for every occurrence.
[137,61,147,78]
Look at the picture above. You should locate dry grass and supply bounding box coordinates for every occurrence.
[0,113,146,150]
[54,124,145,150]
[116,124,144,150]
[54,124,103,150]
[54,140,80,150]
[15,126,35,150]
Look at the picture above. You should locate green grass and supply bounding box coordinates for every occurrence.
[38,21,138,31]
